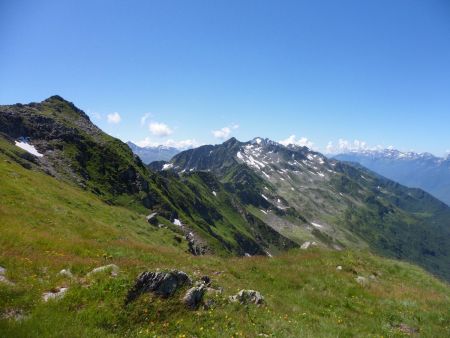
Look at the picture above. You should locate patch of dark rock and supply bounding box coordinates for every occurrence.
[126,270,192,304]
[200,275,211,286]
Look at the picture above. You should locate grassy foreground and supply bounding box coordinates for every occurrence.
[0,147,449,337]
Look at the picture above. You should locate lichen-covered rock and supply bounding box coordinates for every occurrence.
[58,269,73,278]
[0,266,14,286]
[230,289,264,305]
[182,285,206,309]
[42,287,68,302]
[126,270,192,304]
[355,276,368,286]
[86,264,119,277]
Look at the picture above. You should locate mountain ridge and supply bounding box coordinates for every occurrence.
[334,149,450,206]
[162,136,450,280]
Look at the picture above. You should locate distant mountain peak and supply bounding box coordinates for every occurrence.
[341,148,440,161]
[127,142,181,164]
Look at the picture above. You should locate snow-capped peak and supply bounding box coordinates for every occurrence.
[342,148,439,161]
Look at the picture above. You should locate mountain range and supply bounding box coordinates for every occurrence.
[1,96,450,336]
[334,149,450,206]
[151,137,450,280]
[126,142,180,164]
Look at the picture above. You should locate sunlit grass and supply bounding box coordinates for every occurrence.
[0,149,449,337]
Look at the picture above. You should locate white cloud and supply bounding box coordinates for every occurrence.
[325,139,383,154]
[211,124,240,139]
[212,127,231,139]
[140,113,152,126]
[278,135,314,149]
[107,112,121,124]
[149,122,173,137]
[135,137,200,149]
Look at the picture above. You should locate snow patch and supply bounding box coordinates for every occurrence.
[212,191,217,197]
[162,163,173,170]
[173,219,182,226]
[311,222,324,229]
[15,140,43,157]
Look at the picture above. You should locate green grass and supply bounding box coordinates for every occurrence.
[1,146,450,337]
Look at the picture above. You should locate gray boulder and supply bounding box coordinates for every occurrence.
[126,270,192,304]
[86,264,119,277]
[42,287,68,302]
[230,289,264,305]
[58,269,73,278]
[355,276,368,286]
[182,284,206,309]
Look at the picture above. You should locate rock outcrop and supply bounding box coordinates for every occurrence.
[126,270,192,304]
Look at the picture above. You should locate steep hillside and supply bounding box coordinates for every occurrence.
[334,149,450,206]
[0,153,449,337]
[0,97,294,256]
[166,138,450,280]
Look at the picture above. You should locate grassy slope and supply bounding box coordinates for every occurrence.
[331,163,450,281]
[1,145,449,337]
[0,97,293,256]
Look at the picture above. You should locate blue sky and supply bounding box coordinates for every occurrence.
[1,0,450,155]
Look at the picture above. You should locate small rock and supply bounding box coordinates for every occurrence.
[42,287,68,302]
[336,266,343,271]
[2,309,25,321]
[396,323,419,335]
[58,269,73,278]
[300,241,317,250]
[230,289,264,305]
[182,285,206,309]
[146,212,158,225]
[87,264,119,277]
[206,287,223,295]
[0,267,14,286]
[126,270,192,304]
[200,275,211,286]
[244,253,252,257]
[355,276,368,286]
